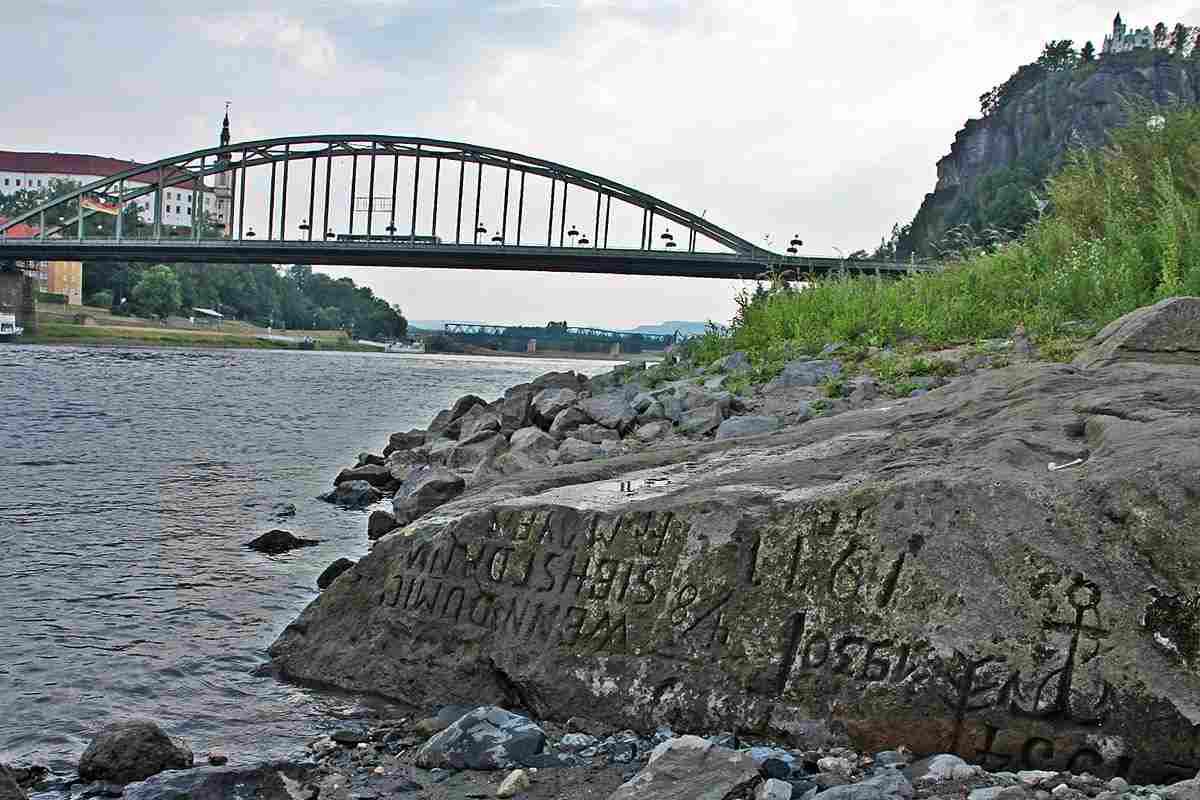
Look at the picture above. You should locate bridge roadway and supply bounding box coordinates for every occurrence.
[0,239,929,280]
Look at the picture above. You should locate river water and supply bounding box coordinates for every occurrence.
[0,345,620,773]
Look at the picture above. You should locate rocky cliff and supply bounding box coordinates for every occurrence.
[902,51,1200,257]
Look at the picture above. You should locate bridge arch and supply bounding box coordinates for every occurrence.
[0,134,768,257]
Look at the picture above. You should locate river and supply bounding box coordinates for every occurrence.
[0,344,620,773]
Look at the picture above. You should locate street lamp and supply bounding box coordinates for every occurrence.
[787,234,802,255]
[299,219,310,234]
[325,229,336,240]
[246,227,257,238]
[660,228,676,249]
[567,225,579,246]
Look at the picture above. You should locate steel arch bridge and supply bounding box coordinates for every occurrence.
[0,135,930,279]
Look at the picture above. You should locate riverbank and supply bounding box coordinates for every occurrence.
[17,321,379,351]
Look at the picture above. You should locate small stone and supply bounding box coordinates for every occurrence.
[818,756,855,776]
[206,752,228,766]
[1018,771,1060,788]
[761,757,792,779]
[429,768,450,784]
[497,768,530,798]
[1108,778,1130,793]
[757,777,793,800]
[330,729,367,746]
[245,529,320,555]
[559,733,597,751]
[373,766,385,775]
[796,400,815,421]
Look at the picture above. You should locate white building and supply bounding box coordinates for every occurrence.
[1102,12,1153,54]
[0,110,233,235]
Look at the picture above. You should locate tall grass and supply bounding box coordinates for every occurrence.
[699,108,1200,366]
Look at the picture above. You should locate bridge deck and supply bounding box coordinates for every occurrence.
[0,240,930,280]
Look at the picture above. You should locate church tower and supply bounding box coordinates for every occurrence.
[214,104,233,237]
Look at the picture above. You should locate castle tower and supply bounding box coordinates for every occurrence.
[214,104,233,237]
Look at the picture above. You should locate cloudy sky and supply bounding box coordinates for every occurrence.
[9,0,1199,328]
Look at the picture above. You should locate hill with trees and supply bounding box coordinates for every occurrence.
[876,24,1200,260]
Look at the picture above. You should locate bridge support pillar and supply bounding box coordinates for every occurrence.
[0,268,37,335]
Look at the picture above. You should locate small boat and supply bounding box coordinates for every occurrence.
[0,313,23,340]
[386,339,425,354]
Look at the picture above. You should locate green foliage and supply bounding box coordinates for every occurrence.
[704,108,1200,371]
[131,265,183,319]
[36,292,69,305]
[1081,41,1096,63]
[86,290,114,308]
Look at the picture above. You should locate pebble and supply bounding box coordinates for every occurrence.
[761,757,792,780]
[497,768,531,798]
[757,777,793,800]
[818,756,856,776]
[206,752,228,766]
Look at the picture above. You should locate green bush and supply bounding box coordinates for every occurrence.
[36,292,68,304]
[714,108,1200,367]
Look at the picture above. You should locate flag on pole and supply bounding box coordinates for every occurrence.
[81,194,120,216]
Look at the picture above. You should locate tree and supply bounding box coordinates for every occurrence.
[1081,41,1096,63]
[1036,40,1077,71]
[1169,23,1192,55]
[1193,30,1200,59]
[86,290,113,308]
[131,265,182,319]
[1154,22,1168,49]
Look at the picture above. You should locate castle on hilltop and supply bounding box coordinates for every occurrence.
[1102,12,1152,54]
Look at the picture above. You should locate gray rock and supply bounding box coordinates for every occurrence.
[459,411,502,445]
[418,436,457,466]
[532,388,579,426]
[579,396,638,433]
[678,403,724,436]
[1075,296,1200,368]
[638,400,666,422]
[445,433,506,470]
[78,720,194,786]
[532,370,586,390]
[634,420,673,442]
[849,378,879,404]
[765,359,841,390]
[392,467,466,525]
[819,784,890,800]
[354,452,385,468]
[270,331,1200,785]
[318,480,383,509]
[414,706,546,770]
[609,735,759,800]
[122,763,307,800]
[430,395,487,436]
[0,766,24,800]
[796,400,815,421]
[1163,779,1200,800]
[385,448,428,480]
[863,770,913,799]
[916,754,977,781]
[575,424,621,444]
[970,788,1031,800]
[631,393,656,414]
[367,509,399,540]
[245,529,320,555]
[557,438,606,464]
[510,426,558,456]
[548,406,590,439]
[710,351,750,374]
[500,387,535,433]
[716,415,783,440]
[757,777,792,800]
[317,558,355,589]
[333,462,393,489]
[385,429,427,456]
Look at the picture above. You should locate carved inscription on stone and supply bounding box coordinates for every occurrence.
[377,506,688,652]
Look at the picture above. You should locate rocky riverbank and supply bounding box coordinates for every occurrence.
[6,297,1199,799]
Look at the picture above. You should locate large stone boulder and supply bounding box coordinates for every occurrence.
[317,558,356,589]
[510,426,558,457]
[557,437,606,464]
[122,761,309,800]
[429,395,488,437]
[548,406,590,439]
[579,396,637,433]
[608,735,759,800]
[677,403,724,436]
[414,707,546,770]
[532,370,586,390]
[392,467,466,525]
[318,480,382,509]
[500,386,535,433]
[765,359,841,390]
[459,410,502,445]
[78,720,194,785]
[385,429,427,456]
[445,433,506,470]
[532,389,579,427]
[1074,296,1200,368]
[367,510,399,540]
[270,336,1200,784]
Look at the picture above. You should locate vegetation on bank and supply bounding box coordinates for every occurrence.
[682,108,1200,386]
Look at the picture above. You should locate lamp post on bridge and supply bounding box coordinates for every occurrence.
[787,234,802,255]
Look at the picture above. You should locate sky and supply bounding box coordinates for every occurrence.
[7,0,1200,329]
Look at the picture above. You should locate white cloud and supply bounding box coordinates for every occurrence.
[193,12,339,77]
